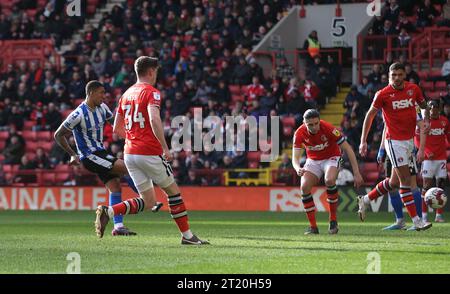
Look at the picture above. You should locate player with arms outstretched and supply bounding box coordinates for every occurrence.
[95,56,209,245]
[292,109,364,234]
[54,81,142,236]
[358,62,432,231]
[419,99,450,223]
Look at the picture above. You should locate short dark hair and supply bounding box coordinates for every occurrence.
[389,62,405,72]
[303,109,320,120]
[85,80,104,96]
[134,56,159,77]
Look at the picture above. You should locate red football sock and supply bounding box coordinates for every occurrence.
[368,178,392,201]
[302,193,317,228]
[112,198,145,215]
[168,194,190,233]
[399,186,417,218]
[436,208,444,215]
[327,185,339,221]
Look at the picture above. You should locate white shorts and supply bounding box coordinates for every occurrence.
[421,160,447,179]
[124,154,175,192]
[385,139,414,168]
[304,156,341,179]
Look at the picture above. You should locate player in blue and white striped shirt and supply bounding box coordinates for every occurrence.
[55,81,162,236]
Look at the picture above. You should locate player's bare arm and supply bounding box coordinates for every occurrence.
[54,124,79,166]
[416,119,426,163]
[148,105,172,161]
[359,105,378,157]
[340,141,364,188]
[113,111,127,139]
[292,148,305,176]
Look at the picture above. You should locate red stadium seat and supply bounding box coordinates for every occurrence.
[427,91,441,99]
[55,173,71,184]
[36,131,52,141]
[21,130,37,142]
[417,71,428,81]
[231,95,244,102]
[420,81,434,91]
[0,131,8,141]
[55,164,71,172]
[228,85,241,95]
[247,151,261,163]
[281,116,296,128]
[362,162,378,173]
[25,141,39,152]
[23,120,36,130]
[447,150,450,159]
[26,152,36,161]
[435,81,447,91]
[429,70,442,78]
[41,172,56,185]
[87,5,96,15]
[40,141,53,152]
[62,109,74,118]
[365,171,381,185]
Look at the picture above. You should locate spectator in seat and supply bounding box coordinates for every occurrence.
[313,65,336,108]
[441,84,450,106]
[357,76,374,97]
[33,147,51,169]
[44,102,62,131]
[397,28,411,48]
[232,57,252,85]
[382,19,397,36]
[0,163,7,185]
[303,30,321,66]
[14,155,37,184]
[437,0,450,27]
[299,79,319,110]
[277,153,294,185]
[183,170,202,186]
[276,57,295,81]
[68,72,85,99]
[344,86,364,117]
[405,63,420,84]
[7,105,24,130]
[417,0,439,28]
[245,76,266,102]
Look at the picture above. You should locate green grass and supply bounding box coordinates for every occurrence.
[0,211,449,274]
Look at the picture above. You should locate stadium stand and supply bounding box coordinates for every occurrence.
[1,0,449,186]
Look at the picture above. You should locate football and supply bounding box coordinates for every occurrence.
[424,188,448,209]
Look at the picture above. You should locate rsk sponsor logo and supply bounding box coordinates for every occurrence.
[392,99,414,110]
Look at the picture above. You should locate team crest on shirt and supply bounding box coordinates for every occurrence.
[407,90,413,96]
[153,92,161,100]
[442,121,446,127]
[398,157,404,163]
[332,129,341,137]
[321,135,327,142]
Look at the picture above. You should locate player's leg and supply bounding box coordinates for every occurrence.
[323,158,340,234]
[110,158,139,194]
[300,159,321,234]
[300,171,320,234]
[152,156,208,245]
[395,164,431,230]
[434,176,446,223]
[410,155,423,219]
[104,177,137,236]
[420,160,435,223]
[357,142,399,221]
[382,159,406,230]
[94,155,162,238]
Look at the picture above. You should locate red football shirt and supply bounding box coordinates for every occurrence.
[423,115,450,160]
[372,81,425,140]
[117,82,163,156]
[293,120,345,160]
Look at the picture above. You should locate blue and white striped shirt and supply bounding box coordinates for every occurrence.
[63,102,113,159]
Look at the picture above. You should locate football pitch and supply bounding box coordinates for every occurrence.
[0,211,449,274]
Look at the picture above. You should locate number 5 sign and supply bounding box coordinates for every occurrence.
[331,17,347,47]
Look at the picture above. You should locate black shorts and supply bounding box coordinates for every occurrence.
[385,155,417,178]
[81,150,119,184]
